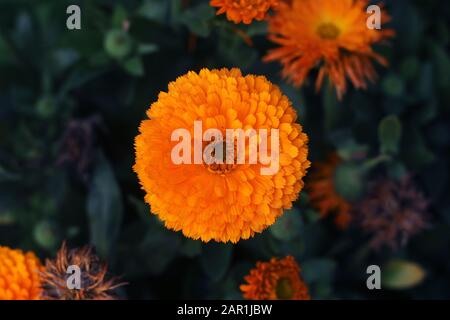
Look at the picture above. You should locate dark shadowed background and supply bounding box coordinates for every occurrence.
[0,0,449,299]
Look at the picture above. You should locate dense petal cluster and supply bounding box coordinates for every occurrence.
[307,154,351,228]
[355,176,430,250]
[210,0,279,24]
[40,242,125,300]
[134,68,310,243]
[264,0,394,99]
[0,246,43,300]
[240,256,310,300]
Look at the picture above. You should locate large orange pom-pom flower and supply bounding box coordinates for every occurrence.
[0,246,43,300]
[240,256,310,300]
[210,0,279,24]
[264,0,394,99]
[307,154,351,228]
[134,68,310,243]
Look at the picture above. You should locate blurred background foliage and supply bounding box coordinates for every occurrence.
[0,0,449,299]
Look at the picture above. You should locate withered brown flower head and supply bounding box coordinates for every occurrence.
[40,242,125,300]
[57,115,102,182]
[355,176,430,250]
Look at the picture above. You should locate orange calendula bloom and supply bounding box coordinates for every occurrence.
[0,246,43,300]
[307,154,351,228]
[134,68,310,243]
[210,0,279,24]
[240,256,310,300]
[265,0,395,99]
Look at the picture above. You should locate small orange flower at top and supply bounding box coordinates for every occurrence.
[210,0,279,24]
[0,246,43,300]
[240,256,310,300]
[134,68,310,243]
[264,0,395,99]
[307,154,352,228]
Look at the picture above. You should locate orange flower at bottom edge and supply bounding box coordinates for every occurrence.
[210,0,279,24]
[240,256,310,300]
[264,0,395,99]
[307,154,352,228]
[0,246,43,300]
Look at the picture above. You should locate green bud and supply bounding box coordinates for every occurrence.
[333,161,366,202]
[378,115,402,155]
[33,220,60,250]
[270,208,303,241]
[104,29,133,59]
[36,96,56,118]
[382,74,404,97]
[382,260,426,290]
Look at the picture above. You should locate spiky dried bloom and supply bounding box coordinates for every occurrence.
[264,0,394,99]
[0,246,43,300]
[210,0,279,24]
[134,68,310,243]
[40,243,125,300]
[240,256,310,300]
[355,176,430,250]
[307,154,351,228]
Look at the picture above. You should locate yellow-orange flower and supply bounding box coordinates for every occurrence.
[264,0,394,99]
[307,154,351,228]
[240,256,310,300]
[210,0,279,24]
[134,68,310,243]
[0,246,43,300]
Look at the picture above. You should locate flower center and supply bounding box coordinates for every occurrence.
[316,23,340,40]
[203,140,236,175]
[275,277,294,300]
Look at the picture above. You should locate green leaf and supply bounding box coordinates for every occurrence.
[139,218,182,275]
[180,3,215,38]
[123,56,144,76]
[138,0,169,24]
[86,152,123,259]
[382,74,404,98]
[112,5,128,28]
[269,208,303,241]
[138,43,159,55]
[0,164,20,182]
[382,260,426,290]
[302,258,336,284]
[323,84,339,132]
[432,44,450,89]
[200,242,233,282]
[378,115,402,155]
[179,238,202,258]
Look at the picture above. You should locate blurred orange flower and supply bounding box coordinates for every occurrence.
[307,154,352,228]
[210,0,279,24]
[0,246,43,300]
[264,0,394,99]
[240,256,310,300]
[134,68,310,243]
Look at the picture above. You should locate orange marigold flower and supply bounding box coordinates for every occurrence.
[264,0,395,99]
[240,256,310,300]
[307,154,351,228]
[210,0,279,24]
[0,246,43,300]
[134,68,310,243]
